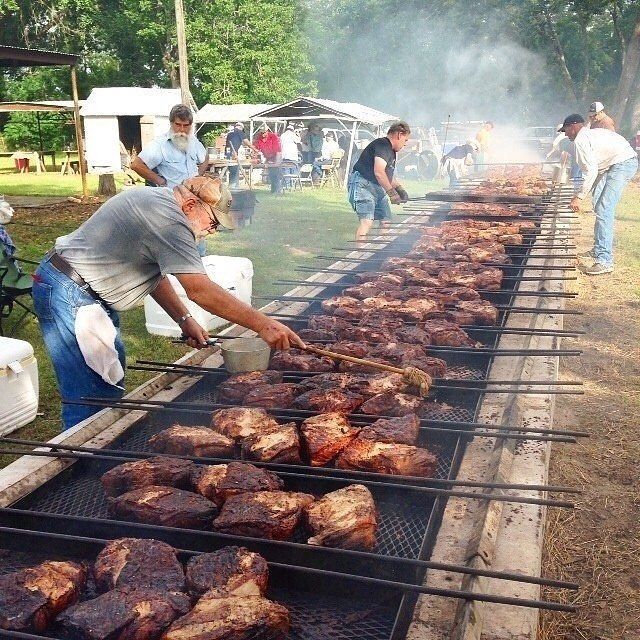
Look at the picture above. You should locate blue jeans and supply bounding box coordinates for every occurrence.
[228,164,240,188]
[267,166,282,194]
[347,171,392,221]
[32,259,126,430]
[591,157,638,267]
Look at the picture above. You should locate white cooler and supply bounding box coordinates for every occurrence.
[144,255,254,337]
[0,337,39,435]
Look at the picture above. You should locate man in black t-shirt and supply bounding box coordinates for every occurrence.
[348,121,411,241]
[225,122,259,188]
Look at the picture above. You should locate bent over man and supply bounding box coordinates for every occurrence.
[348,121,411,241]
[33,177,303,430]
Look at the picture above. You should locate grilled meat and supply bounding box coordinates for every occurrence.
[148,426,235,458]
[403,355,447,378]
[191,462,283,506]
[185,547,269,598]
[107,486,218,529]
[162,590,289,640]
[304,484,377,550]
[320,296,363,319]
[296,372,360,393]
[243,383,300,409]
[393,325,432,346]
[300,412,361,466]
[359,392,423,417]
[58,587,190,640]
[213,491,315,540]
[210,407,279,442]
[297,328,338,341]
[346,373,408,398]
[270,348,336,372]
[292,388,364,413]
[422,319,480,347]
[307,315,351,332]
[93,538,185,593]
[336,439,437,477]
[326,341,370,359]
[101,457,196,497]
[368,342,425,366]
[358,414,421,445]
[241,422,301,464]
[216,370,283,404]
[337,324,389,343]
[0,561,86,632]
[456,299,499,325]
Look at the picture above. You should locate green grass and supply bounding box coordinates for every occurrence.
[1,179,441,456]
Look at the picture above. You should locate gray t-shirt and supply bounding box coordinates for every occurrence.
[56,187,205,311]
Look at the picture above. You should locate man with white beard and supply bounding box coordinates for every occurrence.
[131,104,209,189]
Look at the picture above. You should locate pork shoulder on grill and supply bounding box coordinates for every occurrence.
[210,407,279,442]
[162,590,289,640]
[358,414,421,445]
[107,486,218,529]
[297,328,338,342]
[243,383,300,409]
[241,422,301,464]
[93,538,185,593]
[216,370,283,404]
[336,438,437,477]
[300,412,361,466]
[0,561,86,632]
[270,349,336,372]
[304,484,377,550]
[148,425,235,458]
[100,457,196,497]
[191,462,283,505]
[58,587,190,640]
[422,319,479,347]
[185,546,269,598]
[456,300,499,325]
[346,373,408,398]
[213,490,315,540]
[292,388,364,413]
[359,392,423,417]
[307,315,351,332]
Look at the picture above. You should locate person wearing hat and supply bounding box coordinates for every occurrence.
[587,102,616,132]
[441,138,479,186]
[558,113,638,275]
[253,126,283,194]
[225,122,259,188]
[32,176,304,430]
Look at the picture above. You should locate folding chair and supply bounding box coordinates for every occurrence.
[299,164,315,188]
[319,150,345,188]
[281,160,303,192]
[0,250,37,336]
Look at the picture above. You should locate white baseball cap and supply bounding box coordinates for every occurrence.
[589,101,604,114]
[234,121,244,129]
[286,124,295,130]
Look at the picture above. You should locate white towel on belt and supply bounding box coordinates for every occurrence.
[75,303,125,387]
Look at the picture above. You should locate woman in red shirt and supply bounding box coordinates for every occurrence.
[254,128,283,194]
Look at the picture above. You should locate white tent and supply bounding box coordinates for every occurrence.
[81,87,182,173]
[195,103,275,125]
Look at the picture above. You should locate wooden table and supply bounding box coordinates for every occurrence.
[60,150,79,175]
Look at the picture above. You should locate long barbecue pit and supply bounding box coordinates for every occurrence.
[0,168,580,640]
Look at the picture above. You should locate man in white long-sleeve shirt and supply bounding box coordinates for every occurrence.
[559,113,638,275]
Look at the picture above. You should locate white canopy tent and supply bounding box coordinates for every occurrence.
[195,103,275,126]
[251,97,398,185]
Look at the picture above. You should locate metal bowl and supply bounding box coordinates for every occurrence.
[219,337,271,373]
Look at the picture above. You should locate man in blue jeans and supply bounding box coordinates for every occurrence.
[559,113,638,275]
[32,176,303,430]
[348,121,412,241]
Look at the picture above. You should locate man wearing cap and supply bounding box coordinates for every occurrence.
[32,177,304,430]
[225,122,259,189]
[349,121,412,242]
[253,127,283,194]
[441,139,479,187]
[559,113,638,275]
[587,102,616,132]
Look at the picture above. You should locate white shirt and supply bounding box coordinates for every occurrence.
[321,138,340,158]
[573,127,637,198]
[280,129,300,162]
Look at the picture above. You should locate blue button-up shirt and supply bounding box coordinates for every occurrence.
[138,131,207,188]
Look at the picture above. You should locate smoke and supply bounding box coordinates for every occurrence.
[305,5,572,131]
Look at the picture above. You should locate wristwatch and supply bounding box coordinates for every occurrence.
[178,313,192,327]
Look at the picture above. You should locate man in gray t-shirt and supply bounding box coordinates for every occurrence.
[32,176,303,430]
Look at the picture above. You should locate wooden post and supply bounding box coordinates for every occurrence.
[175,0,191,106]
[343,120,358,188]
[70,65,88,198]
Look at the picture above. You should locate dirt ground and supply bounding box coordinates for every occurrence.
[539,185,640,640]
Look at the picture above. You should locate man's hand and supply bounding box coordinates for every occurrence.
[395,185,409,203]
[156,175,167,187]
[180,316,210,348]
[570,196,582,212]
[387,188,402,205]
[257,319,305,350]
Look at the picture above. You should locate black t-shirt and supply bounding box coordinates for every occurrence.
[225,130,248,156]
[352,137,396,184]
[445,144,474,160]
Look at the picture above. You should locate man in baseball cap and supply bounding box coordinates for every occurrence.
[33,175,303,429]
[587,101,616,131]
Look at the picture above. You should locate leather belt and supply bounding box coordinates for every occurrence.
[45,250,102,302]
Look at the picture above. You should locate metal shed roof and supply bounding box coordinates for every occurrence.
[80,87,183,117]
[195,103,276,124]
[0,100,84,113]
[252,97,398,125]
[0,45,80,67]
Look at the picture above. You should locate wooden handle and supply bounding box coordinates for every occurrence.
[302,344,405,375]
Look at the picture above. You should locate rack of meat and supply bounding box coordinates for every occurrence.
[0,169,581,640]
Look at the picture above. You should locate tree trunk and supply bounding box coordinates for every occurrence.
[612,16,640,128]
[541,3,579,106]
[98,173,117,197]
[625,68,640,135]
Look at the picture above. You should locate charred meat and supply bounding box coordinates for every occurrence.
[243,383,300,409]
[216,370,283,404]
[241,422,301,464]
[292,388,364,413]
[210,407,279,442]
[358,414,421,445]
[148,425,235,458]
[300,412,361,466]
[359,392,423,417]
[270,349,335,372]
